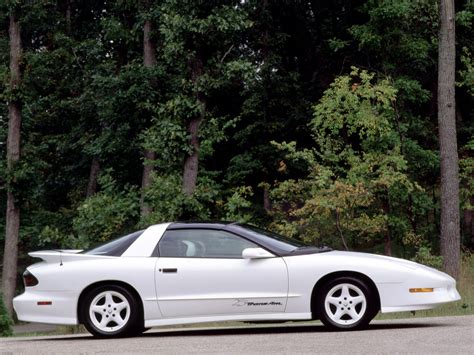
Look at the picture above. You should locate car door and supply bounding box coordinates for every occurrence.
[154,228,288,318]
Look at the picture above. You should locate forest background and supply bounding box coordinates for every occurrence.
[0,0,473,322]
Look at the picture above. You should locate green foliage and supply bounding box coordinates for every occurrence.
[270,68,424,251]
[10,208,74,252]
[460,137,474,211]
[37,226,77,249]
[72,172,139,248]
[2,160,37,204]
[223,152,262,186]
[312,67,398,167]
[222,186,254,223]
[411,246,444,270]
[0,0,473,272]
[350,0,438,73]
[0,294,13,337]
[142,103,192,169]
[140,174,193,224]
[140,173,221,225]
[458,48,474,96]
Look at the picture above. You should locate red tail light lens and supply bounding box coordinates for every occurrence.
[23,270,39,287]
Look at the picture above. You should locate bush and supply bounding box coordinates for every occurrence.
[140,173,221,225]
[0,295,13,337]
[72,172,139,248]
[411,246,443,270]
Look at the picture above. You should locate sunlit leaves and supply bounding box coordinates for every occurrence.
[270,68,423,251]
[312,67,398,166]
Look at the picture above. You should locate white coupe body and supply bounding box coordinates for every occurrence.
[14,222,460,337]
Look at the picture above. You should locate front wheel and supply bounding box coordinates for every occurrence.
[82,285,141,338]
[317,276,377,330]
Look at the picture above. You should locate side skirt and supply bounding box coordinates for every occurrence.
[145,312,312,328]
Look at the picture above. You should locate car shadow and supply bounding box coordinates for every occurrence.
[142,322,447,337]
[24,321,450,341]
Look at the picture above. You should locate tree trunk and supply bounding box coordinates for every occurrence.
[2,13,22,318]
[65,0,71,34]
[140,149,155,216]
[86,157,100,198]
[383,193,392,256]
[140,17,157,217]
[143,19,156,67]
[438,0,460,279]
[384,231,392,256]
[183,115,203,196]
[263,185,271,213]
[183,56,205,196]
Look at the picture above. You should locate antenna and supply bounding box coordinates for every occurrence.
[52,249,65,266]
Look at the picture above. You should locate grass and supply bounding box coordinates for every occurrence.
[9,324,85,338]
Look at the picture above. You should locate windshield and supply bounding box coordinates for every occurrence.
[83,230,144,256]
[238,224,308,253]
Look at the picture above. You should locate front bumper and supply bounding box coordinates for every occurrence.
[379,266,461,313]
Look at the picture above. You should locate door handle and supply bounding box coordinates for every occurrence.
[160,268,178,273]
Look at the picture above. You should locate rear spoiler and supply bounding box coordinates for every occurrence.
[28,250,108,264]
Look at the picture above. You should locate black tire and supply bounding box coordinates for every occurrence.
[316,276,378,331]
[81,284,142,338]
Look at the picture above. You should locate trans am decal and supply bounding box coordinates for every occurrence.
[233,299,283,307]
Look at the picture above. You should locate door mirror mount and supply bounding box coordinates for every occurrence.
[242,247,274,259]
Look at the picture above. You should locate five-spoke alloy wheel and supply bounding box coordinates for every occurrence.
[317,276,378,330]
[82,285,141,338]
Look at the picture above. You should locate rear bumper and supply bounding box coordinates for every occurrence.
[13,290,79,325]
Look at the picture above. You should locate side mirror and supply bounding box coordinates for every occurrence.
[242,247,274,259]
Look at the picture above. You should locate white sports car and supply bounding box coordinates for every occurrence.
[14,222,460,337]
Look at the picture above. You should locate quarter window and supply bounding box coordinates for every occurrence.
[157,229,258,258]
[83,230,144,256]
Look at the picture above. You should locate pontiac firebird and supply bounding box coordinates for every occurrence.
[14,222,461,337]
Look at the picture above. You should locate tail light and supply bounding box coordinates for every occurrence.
[23,270,39,287]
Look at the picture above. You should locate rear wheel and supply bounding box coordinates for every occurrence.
[82,285,141,338]
[317,276,377,330]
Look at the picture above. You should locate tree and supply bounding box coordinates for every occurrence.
[154,1,252,198]
[182,53,205,197]
[0,294,13,336]
[140,0,158,216]
[0,0,472,298]
[269,68,418,254]
[2,8,22,317]
[438,0,460,279]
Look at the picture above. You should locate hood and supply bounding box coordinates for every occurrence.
[325,250,421,270]
[326,250,453,279]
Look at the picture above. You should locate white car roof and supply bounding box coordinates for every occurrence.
[121,223,171,257]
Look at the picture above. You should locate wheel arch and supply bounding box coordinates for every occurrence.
[77,280,144,325]
[310,271,381,318]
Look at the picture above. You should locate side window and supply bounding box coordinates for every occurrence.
[157,229,258,258]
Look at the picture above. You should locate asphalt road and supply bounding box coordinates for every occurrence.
[1,316,473,354]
